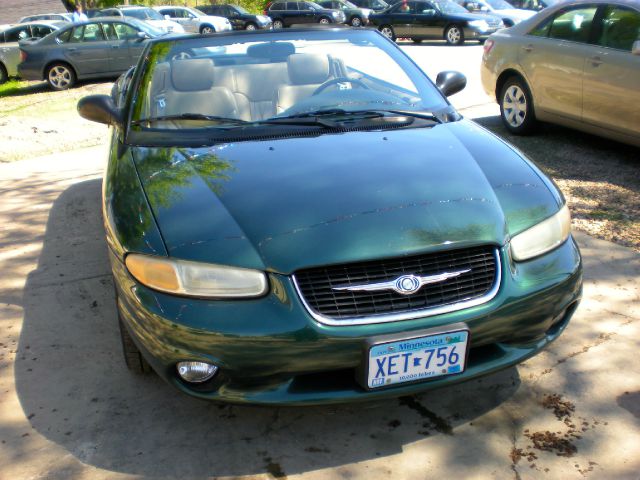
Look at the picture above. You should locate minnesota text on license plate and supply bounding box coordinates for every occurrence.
[367,330,469,389]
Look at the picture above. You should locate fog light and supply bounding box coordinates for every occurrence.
[176,361,218,383]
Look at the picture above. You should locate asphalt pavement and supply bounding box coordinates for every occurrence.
[0,42,638,480]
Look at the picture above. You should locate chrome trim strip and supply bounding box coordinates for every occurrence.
[332,269,471,295]
[291,249,502,326]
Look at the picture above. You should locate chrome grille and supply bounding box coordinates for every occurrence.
[293,246,500,325]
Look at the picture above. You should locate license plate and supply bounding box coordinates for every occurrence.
[366,329,469,389]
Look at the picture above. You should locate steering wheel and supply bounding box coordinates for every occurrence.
[312,77,370,96]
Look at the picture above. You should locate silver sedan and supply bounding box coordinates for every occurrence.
[481,0,640,147]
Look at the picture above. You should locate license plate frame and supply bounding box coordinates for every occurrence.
[358,323,470,391]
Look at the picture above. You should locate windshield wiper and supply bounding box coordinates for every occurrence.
[131,114,250,126]
[261,109,442,127]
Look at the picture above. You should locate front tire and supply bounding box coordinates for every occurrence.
[245,22,257,30]
[46,63,76,90]
[444,24,464,45]
[200,24,215,34]
[119,315,152,375]
[273,19,284,29]
[350,16,362,27]
[319,17,331,24]
[499,76,537,134]
[0,63,7,85]
[379,25,396,41]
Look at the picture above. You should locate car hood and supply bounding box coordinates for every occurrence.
[201,15,230,25]
[132,120,561,273]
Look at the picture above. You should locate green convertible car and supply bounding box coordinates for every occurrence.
[79,28,582,405]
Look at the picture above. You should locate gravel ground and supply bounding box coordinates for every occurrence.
[1,79,638,252]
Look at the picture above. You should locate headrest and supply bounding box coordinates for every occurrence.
[247,42,295,59]
[170,59,214,92]
[287,54,330,85]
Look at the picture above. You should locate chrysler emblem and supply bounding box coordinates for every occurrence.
[333,269,471,296]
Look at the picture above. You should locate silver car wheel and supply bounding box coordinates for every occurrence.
[446,26,461,44]
[273,20,283,29]
[380,26,394,39]
[503,85,527,128]
[245,23,257,30]
[48,65,72,89]
[351,17,362,27]
[319,17,330,24]
[201,26,214,34]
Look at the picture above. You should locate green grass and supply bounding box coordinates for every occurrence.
[0,79,31,98]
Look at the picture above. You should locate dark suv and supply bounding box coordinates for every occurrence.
[267,1,347,28]
[198,4,273,30]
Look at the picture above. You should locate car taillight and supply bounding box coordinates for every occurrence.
[483,39,495,56]
[20,50,27,62]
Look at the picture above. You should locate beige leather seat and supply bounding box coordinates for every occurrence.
[151,59,239,119]
[275,53,331,114]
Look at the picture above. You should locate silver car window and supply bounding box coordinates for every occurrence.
[596,6,640,51]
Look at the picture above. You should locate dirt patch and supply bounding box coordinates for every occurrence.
[0,80,112,162]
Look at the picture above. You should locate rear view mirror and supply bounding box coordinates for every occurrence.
[633,40,640,55]
[78,94,123,127]
[436,71,467,97]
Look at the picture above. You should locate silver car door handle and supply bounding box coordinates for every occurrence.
[522,44,533,53]
[590,55,603,67]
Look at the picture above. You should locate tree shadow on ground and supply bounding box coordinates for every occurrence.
[12,178,523,478]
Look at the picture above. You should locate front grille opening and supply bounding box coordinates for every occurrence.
[294,245,499,322]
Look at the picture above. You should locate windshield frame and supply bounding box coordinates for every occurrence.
[123,29,455,146]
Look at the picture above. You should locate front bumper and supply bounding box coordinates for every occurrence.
[464,26,501,40]
[113,238,582,405]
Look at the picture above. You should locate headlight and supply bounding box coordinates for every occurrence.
[510,205,571,261]
[332,11,339,16]
[125,254,268,298]
[468,19,489,30]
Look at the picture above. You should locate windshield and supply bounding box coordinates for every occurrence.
[485,0,512,9]
[234,5,250,14]
[343,1,358,7]
[434,1,469,14]
[129,30,450,138]
[123,8,165,21]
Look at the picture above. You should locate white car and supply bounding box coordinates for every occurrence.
[152,6,233,34]
[97,6,185,33]
[460,0,535,26]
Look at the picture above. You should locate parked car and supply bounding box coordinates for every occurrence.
[18,13,73,23]
[457,0,534,26]
[0,21,64,83]
[351,0,390,11]
[18,18,168,90]
[96,6,185,33]
[152,5,233,34]
[316,0,373,26]
[482,0,640,146]
[78,27,582,405]
[196,4,273,30]
[370,0,504,44]
[267,1,347,28]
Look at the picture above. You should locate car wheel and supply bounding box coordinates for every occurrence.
[273,19,284,29]
[119,314,152,374]
[319,17,331,24]
[411,38,422,43]
[200,25,215,34]
[350,16,362,27]
[245,22,257,30]
[379,25,396,41]
[444,24,464,45]
[46,63,76,91]
[0,63,7,85]
[500,76,537,134]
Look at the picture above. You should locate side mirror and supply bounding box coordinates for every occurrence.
[164,14,171,20]
[436,70,466,97]
[633,40,640,55]
[78,94,123,127]
[136,31,149,41]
